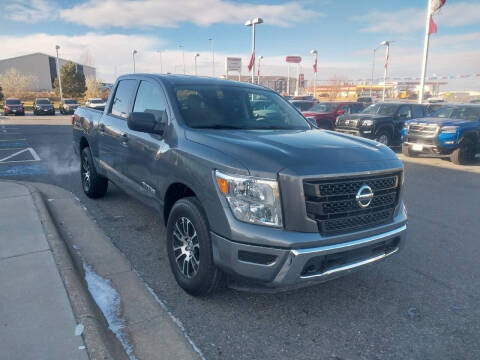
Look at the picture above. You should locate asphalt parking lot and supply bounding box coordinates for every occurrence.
[1,118,479,359]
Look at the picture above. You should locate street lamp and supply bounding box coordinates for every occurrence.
[208,38,215,77]
[132,49,138,73]
[178,45,185,74]
[55,45,63,103]
[310,50,318,99]
[381,40,391,101]
[194,53,200,76]
[245,17,263,84]
[257,56,263,84]
[370,41,388,97]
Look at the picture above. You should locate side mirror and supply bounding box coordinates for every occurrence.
[337,109,344,115]
[127,112,166,135]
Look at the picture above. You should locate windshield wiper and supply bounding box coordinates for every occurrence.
[193,124,245,129]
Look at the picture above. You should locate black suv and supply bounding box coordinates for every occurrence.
[335,102,428,146]
[33,98,55,115]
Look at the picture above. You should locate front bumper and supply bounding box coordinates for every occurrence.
[335,127,374,139]
[211,205,407,288]
[403,132,458,155]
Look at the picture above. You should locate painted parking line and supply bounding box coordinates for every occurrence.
[0,141,30,148]
[0,147,41,163]
[0,163,48,177]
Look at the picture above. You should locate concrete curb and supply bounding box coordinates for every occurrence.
[21,182,202,360]
[22,182,128,360]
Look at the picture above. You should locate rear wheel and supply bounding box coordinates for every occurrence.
[81,147,108,198]
[166,197,224,296]
[450,137,475,165]
[375,131,392,146]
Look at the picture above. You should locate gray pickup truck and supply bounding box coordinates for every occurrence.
[73,74,407,296]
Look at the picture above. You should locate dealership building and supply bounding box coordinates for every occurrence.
[0,52,96,91]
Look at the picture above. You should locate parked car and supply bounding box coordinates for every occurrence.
[292,95,317,101]
[425,103,445,115]
[60,99,80,114]
[85,98,106,111]
[357,96,374,106]
[3,98,25,116]
[335,102,428,146]
[402,104,480,165]
[302,102,365,130]
[33,98,55,115]
[73,74,407,296]
[290,99,316,112]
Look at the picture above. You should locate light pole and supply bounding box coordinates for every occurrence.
[370,41,388,97]
[194,53,200,75]
[132,49,138,73]
[245,18,263,84]
[257,56,263,84]
[208,38,215,77]
[310,50,318,99]
[55,45,63,103]
[381,41,391,101]
[179,45,185,74]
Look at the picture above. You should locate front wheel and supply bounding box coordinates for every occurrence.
[375,131,392,147]
[450,138,475,165]
[166,197,224,296]
[81,147,108,198]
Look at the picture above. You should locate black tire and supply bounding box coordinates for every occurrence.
[450,137,475,165]
[166,197,224,296]
[375,130,392,146]
[81,147,108,198]
[402,144,417,157]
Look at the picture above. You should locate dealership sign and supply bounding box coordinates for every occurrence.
[285,56,302,63]
[225,57,242,72]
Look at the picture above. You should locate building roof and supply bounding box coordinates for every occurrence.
[0,52,95,69]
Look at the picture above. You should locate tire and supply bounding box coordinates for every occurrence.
[166,197,224,296]
[375,130,392,146]
[450,137,475,165]
[81,147,108,198]
[402,144,417,157]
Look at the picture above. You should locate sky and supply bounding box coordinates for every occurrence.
[0,0,479,90]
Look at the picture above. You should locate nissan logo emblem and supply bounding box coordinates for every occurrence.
[356,185,374,208]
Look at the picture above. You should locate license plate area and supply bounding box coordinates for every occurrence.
[412,144,423,151]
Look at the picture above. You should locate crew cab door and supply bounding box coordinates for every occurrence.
[98,79,137,182]
[394,105,412,141]
[121,80,171,207]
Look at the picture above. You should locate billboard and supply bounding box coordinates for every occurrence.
[285,56,302,63]
[225,57,242,72]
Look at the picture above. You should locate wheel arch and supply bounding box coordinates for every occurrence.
[163,182,198,226]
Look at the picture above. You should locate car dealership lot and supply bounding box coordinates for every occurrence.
[1,119,479,359]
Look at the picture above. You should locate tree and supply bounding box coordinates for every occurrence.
[0,68,38,98]
[85,78,107,99]
[54,61,86,98]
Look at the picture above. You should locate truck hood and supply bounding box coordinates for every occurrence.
[186,128,400,177]
[302,111,332,118]
[408,117,474,127]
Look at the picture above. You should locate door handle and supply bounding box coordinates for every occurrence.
[121,133,129,147]
[99,123,105,132]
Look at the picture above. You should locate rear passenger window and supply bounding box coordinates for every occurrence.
[111,79,137,118]
[133,81,167,122]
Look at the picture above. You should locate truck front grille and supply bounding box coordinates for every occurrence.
[303,172,402,236]
[408,124,438,137]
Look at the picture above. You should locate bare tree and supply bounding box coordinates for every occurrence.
[85,78,107,99]
[0,68,38,98]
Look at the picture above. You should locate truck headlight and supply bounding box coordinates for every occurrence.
[215,170,283,227]
[362,119,373,127]
[440,126,458,134]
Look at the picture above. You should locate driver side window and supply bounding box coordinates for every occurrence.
[397,105,412,119]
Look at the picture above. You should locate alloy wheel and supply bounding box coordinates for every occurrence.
[81,152,91,192]
[172,217,200,278]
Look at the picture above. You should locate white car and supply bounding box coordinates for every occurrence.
[85,98,106,110]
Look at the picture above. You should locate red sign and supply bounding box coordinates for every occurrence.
[285,56,302,63]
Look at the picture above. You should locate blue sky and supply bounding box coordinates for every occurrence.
[1,0,479,89]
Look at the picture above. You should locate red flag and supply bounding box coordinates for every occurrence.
[313,58,317,74]
[428,15,437,35]
[248,51,254,72]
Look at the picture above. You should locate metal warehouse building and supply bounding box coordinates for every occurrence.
[0,52,96,91]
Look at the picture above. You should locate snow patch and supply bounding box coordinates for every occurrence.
[74,323,84,336]
[83,262,137,360]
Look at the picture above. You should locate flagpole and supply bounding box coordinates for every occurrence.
[382,42,389,101]
[418,0,432,104]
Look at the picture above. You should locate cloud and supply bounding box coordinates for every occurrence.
[353,2,480,34]
[4,0,58,23]
[59,0,320,28]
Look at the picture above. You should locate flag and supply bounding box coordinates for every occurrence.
[430,0,446,14]
[313,58,317,74]
[248,51,254,72]
[428,15,437,35]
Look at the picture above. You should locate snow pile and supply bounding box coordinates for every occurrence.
[83,262,137,360]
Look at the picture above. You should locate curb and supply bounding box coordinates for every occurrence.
[21,182,202,360]
[23,182,128,360]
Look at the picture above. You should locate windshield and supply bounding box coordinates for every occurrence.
[5,99,21,105]
[362,103,397,116]
[174,85,310,130]
[90,99,104,104]
[432,106,480,121]
[36,99,51,104]
[64,99,78,104]
[310,103,337,112]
